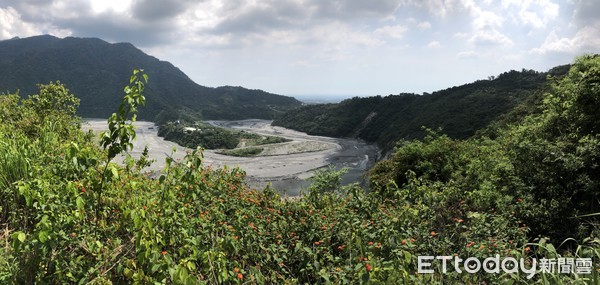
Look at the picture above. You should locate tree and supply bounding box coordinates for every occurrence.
[26,82,79,119]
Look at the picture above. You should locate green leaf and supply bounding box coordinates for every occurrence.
[123,268,133,278]
[110,166,119,179]
[17,231,26,243]
[178,267,189,282]
[76,196,85,211]
[404,251,412,264]
[303,246,313,255]
[186,261,196,271]
[546,243,556,255]
[38,230,49,243]
[151,264,161,273]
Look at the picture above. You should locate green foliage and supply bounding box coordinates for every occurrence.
[307,167,348,195]
[0,35,302,121]
[158,121,290,151]
[1,56,599,284]
[100,69,147,161]
[274,68,555,151]
[95,69,148,219]
[0,86,102,283]
[369,131,470,192]
[369,54,600,243]
[246,135,291,146]
[158,122,242,150]
[25,82,79,119]
[274,96,385,138]
[499,54,600,239]
[0,93,21,125]
[217,147,264,157]
[11,83,82,138]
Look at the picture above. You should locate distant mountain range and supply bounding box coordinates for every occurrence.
[0,35,302,121]
[273,64,571,151]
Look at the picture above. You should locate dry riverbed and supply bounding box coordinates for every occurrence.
[82,119,379,196]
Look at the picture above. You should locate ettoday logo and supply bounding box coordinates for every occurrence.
[418,255,593,279]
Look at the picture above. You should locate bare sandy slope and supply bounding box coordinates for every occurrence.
[82,120,189,168]
[82,119,379,195]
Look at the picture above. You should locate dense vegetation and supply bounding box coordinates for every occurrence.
[217,147,265,157]
[273,65,569,151]
[1,56,599,284]
[0,35,301,121]
[157,121,289,151]
[369,54,600,251]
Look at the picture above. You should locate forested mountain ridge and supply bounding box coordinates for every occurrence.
[273,65,569,151]
[0,35,301,120]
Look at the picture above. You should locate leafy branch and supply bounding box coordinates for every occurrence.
[96,69,148,216]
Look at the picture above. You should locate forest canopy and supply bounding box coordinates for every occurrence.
[273,66,567,151]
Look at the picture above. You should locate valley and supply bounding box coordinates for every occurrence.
[83,119,379,196]
[2,38,597,283]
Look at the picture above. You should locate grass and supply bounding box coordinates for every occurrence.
[217,146,264,157]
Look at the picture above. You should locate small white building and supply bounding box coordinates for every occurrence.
[184,127,200,133]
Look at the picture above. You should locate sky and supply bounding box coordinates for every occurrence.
[1,0,599,98]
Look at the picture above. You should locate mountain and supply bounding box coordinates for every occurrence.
[0,35,302,120]
[273,66,570,151]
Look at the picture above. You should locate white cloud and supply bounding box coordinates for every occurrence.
[373,24,407,39]
[0,0,591,96]
[427,41,441,48]
[458,1,514,48]
[501,0,559,29]
[417,21,431,29]
[255,22,381,62]
[471,9,503,30]
[407,0,469,18]
[500,53,523,62]
[469,29,514,46]
[532,31,572,53]
[292,60,311,67]
[532,23,600,54]
[321,24,384,47]
[0,7,43,39]
[310,0,403,20]
[91,0,132,14]
[457,50,479,59]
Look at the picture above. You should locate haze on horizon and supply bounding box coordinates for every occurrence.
[1,0,599,98]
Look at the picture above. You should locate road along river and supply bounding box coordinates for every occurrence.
[82,119,379,196]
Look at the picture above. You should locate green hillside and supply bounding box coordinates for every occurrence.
[273,66,569,151]
[0,35,301,121]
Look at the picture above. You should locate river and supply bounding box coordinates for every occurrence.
[82,119,379,196]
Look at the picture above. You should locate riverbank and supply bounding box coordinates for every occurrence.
[82,119,379,196]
